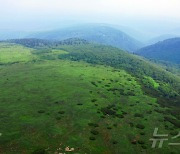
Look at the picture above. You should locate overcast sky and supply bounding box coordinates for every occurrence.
[0,0,180,35]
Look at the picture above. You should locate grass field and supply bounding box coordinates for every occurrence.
[0,43,179,153]
[0,43,36,64]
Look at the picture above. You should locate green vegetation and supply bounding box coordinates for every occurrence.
[0,41,179,153]
[0,43,36,64]
[136,38,180,64]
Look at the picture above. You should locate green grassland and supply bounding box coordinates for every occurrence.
[0,42,179,153]
[0,43,36,64]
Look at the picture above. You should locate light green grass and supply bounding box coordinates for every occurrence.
[0,58,178,154]
[144,76,159,88]
[0,43,36,64]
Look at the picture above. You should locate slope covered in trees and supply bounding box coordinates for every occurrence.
[136,38,180,64]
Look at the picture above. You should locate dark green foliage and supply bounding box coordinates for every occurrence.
[32,148,46,154]
[89,136,96,140]
[56,117,61,120]
[147,110,152,114]
[101,107,116,116]
[164,116,180,127]
[129,122,134,127]
[91,99,97,102]
[112,140,118,144]
[90,130,99,135]
[140,132,145,135]
[88,123,99,127]
[116,114,124,118]
[77,103,83,105]
[7,38,89,48]
[121,111,127,115]
[136,124,145,129]
[138,140,145,144]
[113,123,117,127]
[141,145,147,149]
[91,81,98,87]
[134,113,144,118]
[58,111,65,114]
[170,131,178,136]
[38,110,45,114]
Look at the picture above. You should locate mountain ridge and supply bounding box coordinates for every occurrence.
[136,37,180,64]
[28,25,143,52]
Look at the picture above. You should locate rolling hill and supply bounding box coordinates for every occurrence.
[0,39,179,153]
[136,38,180,64]
[29,24,143,52]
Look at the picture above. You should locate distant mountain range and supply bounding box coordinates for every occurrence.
[28,25,143,52]
[147,34,179,45]
[0,30,31,40]
[136,38,180,64]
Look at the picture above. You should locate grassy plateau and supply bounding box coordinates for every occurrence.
[0,41,179,154]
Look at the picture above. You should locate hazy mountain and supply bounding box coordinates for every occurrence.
[147,34,179,45]
[0,30,31,40]
[29,25,143,52]
[136,38,180,64]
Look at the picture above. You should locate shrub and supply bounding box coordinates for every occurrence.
[100,115,105,118]
[32,148,46,154]
[138,140,145,144]
[141,145,147,149]
[91,99,97,102]
[134,113,144,117]
[58,111,65,114]
[116,114,124,118]
[89,136,96,140]
[164,116,180,127]
[129,122,134,127]
[170,131,178,136]
[140,132,145,135]
[88,123,99,127]
[121,111,127,115]
[38,110,45,114]
[113,123,117,127]
[147,110,152,114]
[56,117,61,120]
[91,81,97,87]
[136,124,145,129]
[112,140,118,144]
[91,130,99,135]
[101,107,116,115]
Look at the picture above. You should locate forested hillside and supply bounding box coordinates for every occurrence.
[136,38,180,64]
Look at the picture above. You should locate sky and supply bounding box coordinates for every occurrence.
[0,0,180,37]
